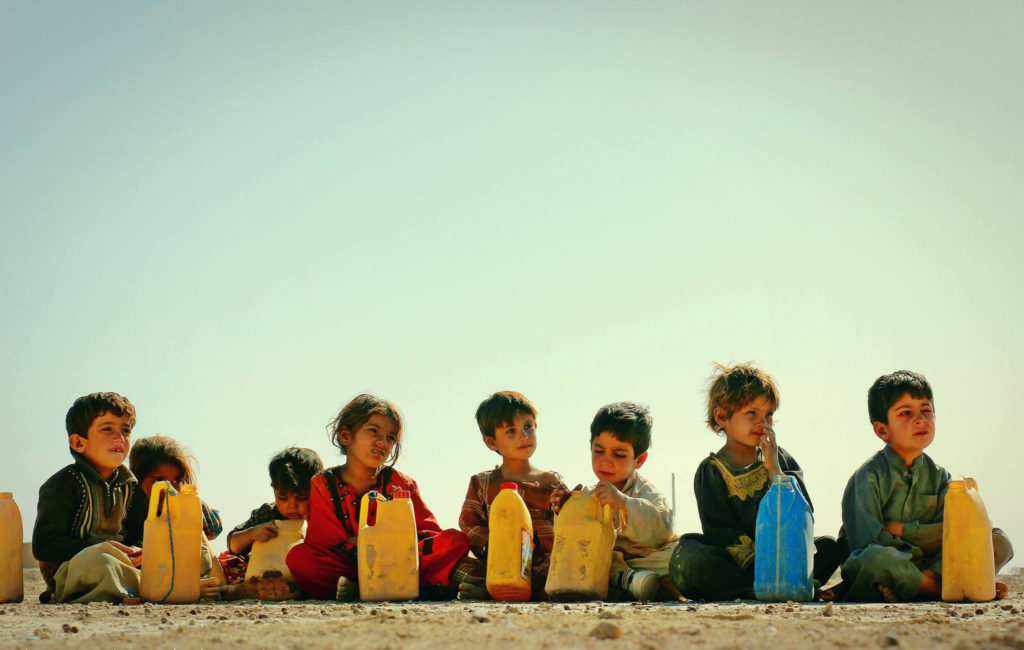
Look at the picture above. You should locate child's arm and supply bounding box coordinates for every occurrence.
[227,522,279,555]
[617,480,673,548]
[777,448,814,511]
[303,473,352,548]
[842,468,915,553]
[201,501,223,540]
[32,473,104,565]
[886,471,949,554]
[458,475,490,558]
[694,463,757,567]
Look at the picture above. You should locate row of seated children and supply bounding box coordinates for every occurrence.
[31,365,1015,605]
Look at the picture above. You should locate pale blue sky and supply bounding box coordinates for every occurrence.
[3,2,1022,563]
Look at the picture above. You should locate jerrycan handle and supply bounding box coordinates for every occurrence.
[148,481,174,519]
[358,491,386,528]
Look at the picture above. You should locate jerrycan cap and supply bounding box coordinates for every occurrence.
[393,489,411,499]
[500,482,519,492]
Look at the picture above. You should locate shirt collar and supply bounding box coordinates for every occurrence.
[881,445,924,473]
[71,451,137,486]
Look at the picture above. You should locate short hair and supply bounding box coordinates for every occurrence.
[66,392,136,438]
[867,370,933,425]
[590,402,653,456]
[327,394,403,466]
[475,391,537,438]
[129,435,197,485]
[269,447,324,492]
[705,363,780,433]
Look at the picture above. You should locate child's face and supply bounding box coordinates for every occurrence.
[590,431,647,490]
[339,413,399,471]
[140,463,183,497]
[715,395,775,450]
[484,412,537,461]
[69,411,133,479]
[274,488,311,520]
[873,392,935,461]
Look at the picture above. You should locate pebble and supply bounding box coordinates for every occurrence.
[598,610,622,620]
[590,622,622,639]
[823,602,834,617]
[62,623,78,634]
[471,615,490,623]
[882,633,900,646]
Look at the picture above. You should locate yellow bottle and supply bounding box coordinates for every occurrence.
[0,493,23,603]
[545,491,616,601]
[139,482,202,603]
[486,482,533,602]
[942,478,996,602]
[358,490,419,601]
[244,519,306,600]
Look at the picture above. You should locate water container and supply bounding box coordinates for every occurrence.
[942,478,996,602]
[139,482,202,603]
[358,490,419,601]
[244,519,306,600]
[754,474,814,602]
[486,482,533,601]
[0,493,23,603]
[545,491,616,601]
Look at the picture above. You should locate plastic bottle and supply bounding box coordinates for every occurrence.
[244,519,306,600]
[0,493,23,603]
[942,478,996,602]
[486,482,533,602]
[358,490,419,601]
[544,491,616,601]
[754,474,814,602]
[139,482,202,603]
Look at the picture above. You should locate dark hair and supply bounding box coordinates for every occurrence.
[66,392,136,438]
[269,447,324,492]
[868,370,933,425]
[590,402,653,456]
[706,363,779,433]
[327,394,403,467]
[129,435,197,485]
[475,391,537,438]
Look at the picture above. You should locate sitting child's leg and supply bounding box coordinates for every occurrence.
[52,542,141,604]
[669,534,754,601]
[418,529,471,588]
[840,544,924,602]
[286,543,357,600]
[993,528,1014,573]
[812,536,849,586]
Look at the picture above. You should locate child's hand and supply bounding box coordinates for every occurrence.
[199,576,224,601]
[109,541,143,567]
[884,521,905,538]
[550,484,583,513]
[759,425,782,477]
[593,480,628,515]
[250,522,279,543]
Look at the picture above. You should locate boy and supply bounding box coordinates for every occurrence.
[840,370,1014,601]
[32,392,141,603]
[669,363,845,601]
[454,391,567,599]
[552,402,678,600]
[218,447,323,586]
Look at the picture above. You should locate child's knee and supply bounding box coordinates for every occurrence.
[993,528,1014,572]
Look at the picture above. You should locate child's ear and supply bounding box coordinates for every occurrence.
[633,451,648,469]
[483,435,499,452]
[69,434,86,453]
[713,408,729,429]
[872,421,889,441]
[336,426,351,445]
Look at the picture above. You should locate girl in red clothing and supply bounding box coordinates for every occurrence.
[286,394,470,600]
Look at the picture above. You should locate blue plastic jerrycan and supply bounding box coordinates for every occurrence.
[754,474,814,602]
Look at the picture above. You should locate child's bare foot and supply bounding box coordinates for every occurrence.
[335,576,359,602]
[995,582,1010,600]
[457,582,491,601]
[876,583,897,603]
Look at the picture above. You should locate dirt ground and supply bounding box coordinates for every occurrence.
[2,570,1023,649]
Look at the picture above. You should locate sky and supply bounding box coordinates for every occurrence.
[2,2,1022,566]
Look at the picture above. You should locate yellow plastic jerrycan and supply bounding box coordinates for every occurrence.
[140,482,203,603]
[244,519,306,600]
[358,490,419,601]
[486,482,534,602]
[0,493,23,603]
[942,478,996,602]
[545,491,616,601]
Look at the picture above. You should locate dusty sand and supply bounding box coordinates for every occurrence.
[2,570,1023,649]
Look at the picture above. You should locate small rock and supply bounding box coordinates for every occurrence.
[686,605,697,612]
[882,633,900,646]
[975,608,985,616]
[598,610,622,619]
[62,624,79,634]
[590,622,622,639]
[823,602,834,617]
[471,615,490,623]
[161,617,169,624]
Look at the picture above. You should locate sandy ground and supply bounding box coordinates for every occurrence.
[2,570,1023,649]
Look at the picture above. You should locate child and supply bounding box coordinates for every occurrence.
[454,391,568,599]
[669,364,844,601]
[218,447,323,586]
[123,435,223,547]
[840,370,1014,602]
[122,435,227,601]
[32,392,141,603]
[552,402,677,601]
[285,394,470,600]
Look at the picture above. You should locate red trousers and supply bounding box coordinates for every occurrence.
[286,529,470,600]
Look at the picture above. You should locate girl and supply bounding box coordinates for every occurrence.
[285,394,470,600]
[126,435,227,601]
